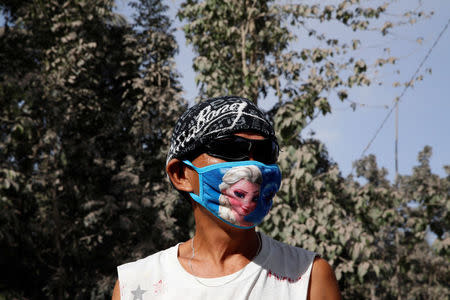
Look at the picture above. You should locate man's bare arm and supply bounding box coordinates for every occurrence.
[308,257,341,300]
[112,280,120,300]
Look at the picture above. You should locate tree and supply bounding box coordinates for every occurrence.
[1,0,447,298]
[178,0,448,298]
[0,0,186,298]
[178,0,429,134]
[393,147,449,299]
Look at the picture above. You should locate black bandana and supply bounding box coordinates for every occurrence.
[167,96,276,163]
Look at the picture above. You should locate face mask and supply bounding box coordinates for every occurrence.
[183,160,282,229]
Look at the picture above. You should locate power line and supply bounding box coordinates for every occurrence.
[357,17,450,163]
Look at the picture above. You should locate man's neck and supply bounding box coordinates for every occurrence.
[177,204,260,277]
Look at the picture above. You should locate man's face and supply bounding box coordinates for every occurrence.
[166,130,281,228]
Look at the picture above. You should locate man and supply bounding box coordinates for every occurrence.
[112,96,340,299]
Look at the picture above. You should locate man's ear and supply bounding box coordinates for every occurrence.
[166,159,195,192]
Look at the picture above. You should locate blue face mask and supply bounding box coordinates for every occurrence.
[183,160,282,229]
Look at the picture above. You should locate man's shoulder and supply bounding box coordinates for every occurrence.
[261,233,316,258]
[260,233,317,280]
[117,244,177,276]
[115,245,180,299]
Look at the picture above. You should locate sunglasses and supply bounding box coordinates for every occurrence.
[203,135,279,164]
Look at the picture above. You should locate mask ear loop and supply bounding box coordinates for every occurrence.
[182,160,197,169]
[182,160,204,206]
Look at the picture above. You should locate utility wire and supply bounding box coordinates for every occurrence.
[357,17,450,161]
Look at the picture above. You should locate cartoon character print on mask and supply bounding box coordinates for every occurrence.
[218,165,262,227]
[183,160,281,229]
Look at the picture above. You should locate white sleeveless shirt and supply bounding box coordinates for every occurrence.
[117,233,316,300]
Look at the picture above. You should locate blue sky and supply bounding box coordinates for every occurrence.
[117,0,448,181]
[304,0,450,181]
